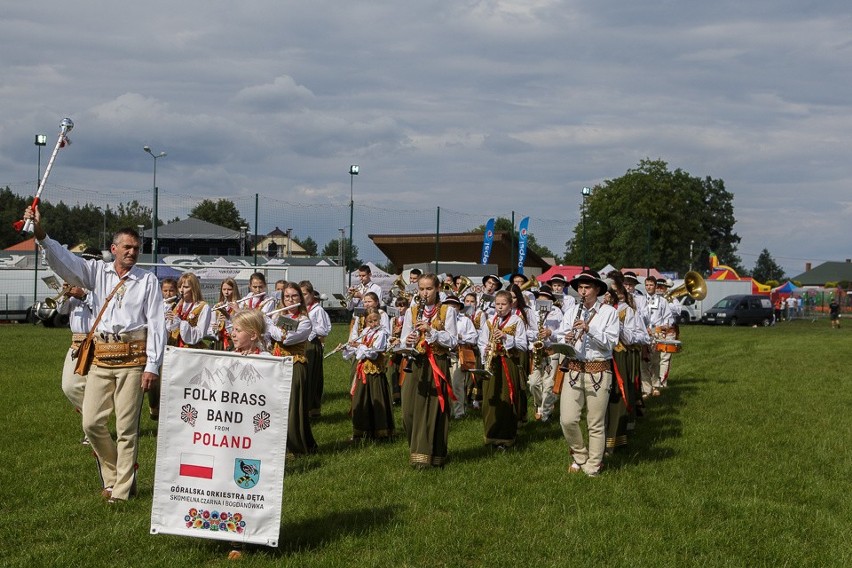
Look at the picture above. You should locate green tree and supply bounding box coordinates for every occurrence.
[752,249,785,283]
[468,217,560,264]
[563,159,742,274]
[0,187,29,249]
[293,235,318,256]
[189,199,248,231]
[321,238,360,269]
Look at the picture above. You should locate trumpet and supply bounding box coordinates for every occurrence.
[342,283,368,306]
[44,284,72,309]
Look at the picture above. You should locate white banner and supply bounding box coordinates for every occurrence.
[150,347,292,547]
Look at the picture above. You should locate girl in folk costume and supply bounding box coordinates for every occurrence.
[230,310,268,356]
[400,273,458,468]
[349,292,390,341]
[478,290,528,448]
[266,283,317,455]
[299,281,331,418]
[166,273,212,348]
[244,272,276,316]
[210,277,241,351]
[342,308,395,440]
[387,296,409,405]
[601,275,642,455]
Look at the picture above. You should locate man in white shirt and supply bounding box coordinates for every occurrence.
[556,269,619,477]
[347,264,384,309]
[26,206,166,503]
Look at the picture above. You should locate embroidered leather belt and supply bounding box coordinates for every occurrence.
[71,333,87,348]
[565,359,611,373]
[93,330,148,368]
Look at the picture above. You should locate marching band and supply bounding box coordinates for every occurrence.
[32,209,689,480]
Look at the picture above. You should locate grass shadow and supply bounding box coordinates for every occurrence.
[273,504,400,555]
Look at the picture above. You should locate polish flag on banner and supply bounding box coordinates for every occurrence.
[180,453,214,479]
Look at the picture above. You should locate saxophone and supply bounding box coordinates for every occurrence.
[483,318,502,377]
[532,305,547,369]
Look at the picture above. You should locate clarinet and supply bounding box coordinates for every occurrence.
[402,296,426,373]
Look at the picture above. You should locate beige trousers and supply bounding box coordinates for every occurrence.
[528,353,560,419]
[448,353,466,418]
[61,348,87,412]
[82,365,144,500]
[559,370,612,475]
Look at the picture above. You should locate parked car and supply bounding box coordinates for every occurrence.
[702,294,774,327]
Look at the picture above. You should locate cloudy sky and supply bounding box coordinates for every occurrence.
[2,1,850,276]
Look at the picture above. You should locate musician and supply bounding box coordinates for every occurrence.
[210,277,241,350]
[443,294,478,420]
[160,278,178,305]
[641,276,673,398]
[388,296,410,405]
[408,268,422,285]
[548,274,576,312]
[464,291,486,409]
[478,290,527,449]
[347,264,383,309]
[477,274,502,318]
[555,269,619,477]
[26,206,166,502]
[527,286,563,422]
[299,280,331,418]
[58,283,93,434]
[508,284,533,423]
[399,273,458,468]
[166,273,211,348]
[56,247,101,443]
[266,282,317,456]
[510,272,535,306]
[245,272,276,316]
[349,292,390,341]
[602,274,643,455]
[342,308,395,440]
[654,278,677,389]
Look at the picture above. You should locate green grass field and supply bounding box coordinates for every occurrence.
[1,320,849,567]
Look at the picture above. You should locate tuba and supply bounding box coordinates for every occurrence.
[519,275,539,292]
[455,275,474,295]
[666,271,707,302]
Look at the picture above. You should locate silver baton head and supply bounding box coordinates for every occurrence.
[60,118,74,133]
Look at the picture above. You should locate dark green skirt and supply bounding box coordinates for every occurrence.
[401,354,451,467]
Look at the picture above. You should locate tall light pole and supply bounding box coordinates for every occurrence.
[33,134,47,308]
[348,165,359,286]
[581,186,592,269]
[143,145,167,273]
